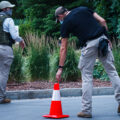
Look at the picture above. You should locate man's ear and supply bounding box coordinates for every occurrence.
[59,14,64,17]
[58,14,61,17]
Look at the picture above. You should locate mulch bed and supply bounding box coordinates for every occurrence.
[6,79,112,91]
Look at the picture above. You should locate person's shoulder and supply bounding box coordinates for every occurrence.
[73,6,88,11]
[5,17,13,21]
[72,6,94,15]
[64,16,71,25]
[4,17,14,24]
[64,7,87,20]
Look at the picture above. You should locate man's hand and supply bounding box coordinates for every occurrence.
[56,38,68,82]
[19,40,25,49]
[56,68,63,81]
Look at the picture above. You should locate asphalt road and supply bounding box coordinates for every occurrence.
[0,95,120,120]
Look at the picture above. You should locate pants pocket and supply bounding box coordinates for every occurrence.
[4,57,13,67]
[78,56,85,70]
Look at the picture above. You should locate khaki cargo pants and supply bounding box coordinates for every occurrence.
[0,45,14,102]
[78,34,120,114]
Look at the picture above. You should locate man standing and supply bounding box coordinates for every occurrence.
[0,1,25,104]
[55,6,120,118]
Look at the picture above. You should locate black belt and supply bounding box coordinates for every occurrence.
[81,33,107,49]
[0,43,12,47]
[88,32,105,41]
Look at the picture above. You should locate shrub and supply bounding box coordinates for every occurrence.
[50,47,80,82]
[62,47,80,81]
[93,60,109,81]
[19,20,32,38]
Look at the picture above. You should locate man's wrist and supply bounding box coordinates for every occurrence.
[58,65,64,69]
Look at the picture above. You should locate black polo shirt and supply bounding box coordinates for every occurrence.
[60,6,107,47]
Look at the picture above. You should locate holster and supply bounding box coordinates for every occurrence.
[98,38,109,57]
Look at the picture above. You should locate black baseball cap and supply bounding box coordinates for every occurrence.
[55,6,68,23]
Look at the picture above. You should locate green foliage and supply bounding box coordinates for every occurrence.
[9,46,24,83]
[14,19,25,25]
[117,17,120,39]
[43,7,60,37]
[14,0,25,19]
[19,20,32,38]
[93,61,109,81]
[93,0,108,18]
[93,47,120,81]
[67,0,93,9]
[21,0,55,35]
[50,47,80,82]
[62,47,80,81]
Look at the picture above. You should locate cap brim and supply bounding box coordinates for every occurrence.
[9,5,15,8]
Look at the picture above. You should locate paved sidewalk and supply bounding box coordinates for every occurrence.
[0,95,120,120]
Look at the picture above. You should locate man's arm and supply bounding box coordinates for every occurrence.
[7,18,25,49]
[7,18,23,42]
[59,38,68,66]
[56,38,68,81]
[93,12,113,48]
[93,12,108,31]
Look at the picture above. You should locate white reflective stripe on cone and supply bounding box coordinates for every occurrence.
[52,90,61,101]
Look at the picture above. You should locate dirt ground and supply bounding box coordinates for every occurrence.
[7,79,112,91]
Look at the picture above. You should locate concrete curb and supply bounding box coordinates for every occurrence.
[6,87,114,100]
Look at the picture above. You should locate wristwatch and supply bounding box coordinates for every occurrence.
[58,66,64,69]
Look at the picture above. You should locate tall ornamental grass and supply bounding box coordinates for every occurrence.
[25,32,49,80]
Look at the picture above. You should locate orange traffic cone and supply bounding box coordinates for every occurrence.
[43,83,69,119]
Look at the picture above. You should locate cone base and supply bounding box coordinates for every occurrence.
[43,114,69,118]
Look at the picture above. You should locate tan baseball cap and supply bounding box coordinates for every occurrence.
[0,1,15,9]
